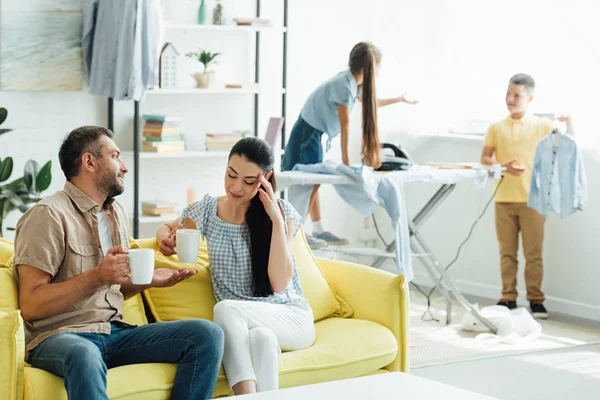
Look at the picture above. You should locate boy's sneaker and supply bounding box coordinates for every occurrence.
[497,299,517,310]
[313,231,349,246]
[305,234,327,250]
[530,301,549,319]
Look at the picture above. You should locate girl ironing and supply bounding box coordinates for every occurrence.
[282,42,417,248]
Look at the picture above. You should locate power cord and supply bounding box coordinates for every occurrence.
[372,211,390,248]
[372,176,505,322]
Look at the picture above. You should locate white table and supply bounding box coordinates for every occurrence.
[237,372,499,399]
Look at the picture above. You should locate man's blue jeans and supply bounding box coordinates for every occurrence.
[28,320,224,400]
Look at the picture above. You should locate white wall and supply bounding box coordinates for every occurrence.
[286,0,600,320]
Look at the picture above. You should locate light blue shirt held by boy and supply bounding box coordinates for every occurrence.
[528,133,587,218]
[300,70,359,140]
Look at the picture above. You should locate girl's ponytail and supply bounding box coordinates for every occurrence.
[349,42,382,168]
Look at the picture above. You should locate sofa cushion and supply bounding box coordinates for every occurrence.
[131,238,215,322]
[0,267,19,313]
[121,295,148,326]
[142,251,217,322]
[134,229,353,323]
[23,363,231,400]
[293,227,353,321]
[0,310,25,400]
[0,237,14,265]
[279,317,397,388]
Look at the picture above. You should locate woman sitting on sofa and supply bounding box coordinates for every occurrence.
[156,137,315,395]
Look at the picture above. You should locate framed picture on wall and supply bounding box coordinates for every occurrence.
[0,0,83,91]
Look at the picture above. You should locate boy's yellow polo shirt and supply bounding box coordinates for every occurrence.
[484,114,554,203]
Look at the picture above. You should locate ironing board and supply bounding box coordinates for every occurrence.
[278,166,501,333]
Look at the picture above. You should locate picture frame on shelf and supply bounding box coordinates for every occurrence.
[159,43,180,89]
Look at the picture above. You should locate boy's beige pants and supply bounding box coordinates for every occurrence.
[495,202,546,302]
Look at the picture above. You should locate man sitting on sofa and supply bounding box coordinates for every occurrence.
[13,126,224,400]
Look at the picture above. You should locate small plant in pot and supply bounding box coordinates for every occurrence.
[186,50,221,88]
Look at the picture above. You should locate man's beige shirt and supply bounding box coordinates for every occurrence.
[13,182,130,353]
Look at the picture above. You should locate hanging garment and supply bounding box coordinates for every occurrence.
[528,132,587,218]
[83,0,164,100]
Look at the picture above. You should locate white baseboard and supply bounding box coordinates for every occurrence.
[411,273,600,322]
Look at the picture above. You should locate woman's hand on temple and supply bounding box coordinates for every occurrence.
[257,172,284,224]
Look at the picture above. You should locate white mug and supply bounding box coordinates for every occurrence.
[128,249,155,285]
[176,229,201,263]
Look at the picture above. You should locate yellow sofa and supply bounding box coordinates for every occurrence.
[0,230,409,400]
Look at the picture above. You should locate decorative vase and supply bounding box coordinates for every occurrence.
[213,0,223,25]
[191,71,215,88]
[198,0,208,25]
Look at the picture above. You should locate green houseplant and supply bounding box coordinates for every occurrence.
[186,50,221,88]
[0,107,52,236]
[0,107,9,135]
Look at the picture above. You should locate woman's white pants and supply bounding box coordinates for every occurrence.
[212,299,315,392]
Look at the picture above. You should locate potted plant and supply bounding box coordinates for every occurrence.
[0,107,10,136]
[186,50,221,88]
[0,107,52,236]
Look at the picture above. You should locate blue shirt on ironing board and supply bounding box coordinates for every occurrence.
[300,70,359,142]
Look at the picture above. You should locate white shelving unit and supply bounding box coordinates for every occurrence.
[166,23,287,33]
[135,215,179,224]
[145,87,286,95]
[122,150,230,160]
[113,1,289,236]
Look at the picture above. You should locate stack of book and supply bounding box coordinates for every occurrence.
[141,200,178,219]
[234,17,271,26]
[205,132,245,151]
[142,115,185,153]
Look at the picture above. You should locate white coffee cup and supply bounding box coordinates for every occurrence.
[176,229,201,263]
[128,249,155,285]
